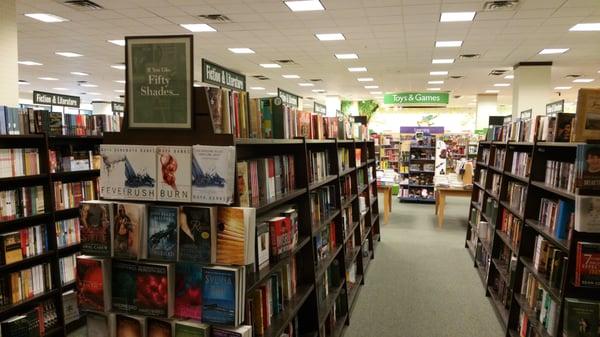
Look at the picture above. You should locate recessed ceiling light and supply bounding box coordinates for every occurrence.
[504,75,514,79]
[364,85,379,89]
[18,61,42,66]
[427,88,441,91]
[115,80,126,84]
[267,92,277,95]
[87,92,101,96]
[114,89,125,93]
[71,72,88,76]
[573,78,594,83]
[430,71,448,76]
[38,77,58,81]
[108,40,125,46]
[249,87,265,90]
[260,63,281,68]
[24,13,67,23]
[370,91,382,94]
[53,87,68,91]
[284,0,325,12]
[539,48,569,55]
[435,40,463,48]
[18,81,30,85]
[111,64,126,70]
[428,80,444,84]
[55,51,82,58]
[282,74,300,79]
[432,59,454,64]
[335,53,358,59]
[485,89,499,93]
[357,78,374,82]
[569,23,600,31]
[81,83,98,88]
[180,23,216,32]
[315,33,345,41]
[494,83,510,87]
[440,12,476,22]
[554,86,572,90]
[299,83,314,87]
[348,67,367,72]
[312,89,326,93]
[229,48,255,54]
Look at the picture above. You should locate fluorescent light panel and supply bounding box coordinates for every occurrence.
[38,77,58,81]
[335,53,358,59]
[573,78,594,83]
[260,63,281,68]
[80,83,98,88]
[284,0,324,12]
[430,71,448,76]
[55,51,82,58]
[18,81,29,85]
[504,75,514,79]
[485,89,499,93]
[71,72,88,76]
[440,12,476,22]
[108,40,125,46]
[267,92,277,95]
[312,89,326,93]
[299,83,314,87]
[250,87,265,90]
[370,91,382,94]
[180,23,216,32]
[282,74,300,79]
[348,67,367,72]
[435,40,462,47]
[18,61,42,66]
[115,80,125,84]
[494,83,510,87]
[25,13,67,23]
[427,88,441,91]
[357,78,374,82]
[569,23,600,31]
[539,48,569,54]
[364,85,378,89]
[554,86,572,90]
[315,33,345,41]
[111,64,126,70]
[228,48,255,54]
[432,59,454,64]
[428,80,444,84]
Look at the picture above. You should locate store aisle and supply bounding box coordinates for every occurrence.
[345,196,504,337]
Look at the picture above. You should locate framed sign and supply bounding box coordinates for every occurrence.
[277,88,300,108]
[574,89,600,141]
[126,35,193,129]
[546,100,564,116]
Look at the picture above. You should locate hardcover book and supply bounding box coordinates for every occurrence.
[174,262,202,320]
[76,256,111,312]
[178,206,216,263]
[575,241,600,287]
[563,298,599,337]
[136,262,174,317]
[256,221,270,271]
[174,321,210,337]
[156,146,191,202]
[111,260,138,313]
[575,195,600,233]
[191,145,235,205]
[576,144,600,190]
[115,314,144,337]
[113,202,145,259]
[99,144,157,201]
[553,113,575,142]
[147,318,172,337]
[80,201,113,257]
[86,313,110,337]
[207,87,224,134]
[236,161,250,207]
[201,266,239,326]
[216,207,256,266]
[145,206,178,261]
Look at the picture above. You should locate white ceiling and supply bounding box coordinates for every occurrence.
[13,0,600,108]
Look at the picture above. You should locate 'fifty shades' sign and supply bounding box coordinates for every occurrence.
[33,91,80,108]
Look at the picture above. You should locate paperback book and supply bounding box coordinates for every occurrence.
[147,318,172,337]
[80,201,113,257]
[201,266,244,326]
[563,298,600,337]
[156,146,192,202]
[216,207,256,266]
[99,144,157,201]
[575,195,600,233]
[86,313,111,337]
[136,262,174,317]
[115,314,144,337]
[575,241,600,287]
[174,262,202,320]
[576,144,600,190]
[113,202,145,259]
[191,145,235,204]
[76,256,111,312]
[111,260,138,313]
[144,205,178,261]
[174,321,210,337]
[178,206,217,263]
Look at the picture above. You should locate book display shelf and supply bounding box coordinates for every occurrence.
[0,133,101,337]
[97,86,382,337]
[465,139,600,337]
[399,136,436,204]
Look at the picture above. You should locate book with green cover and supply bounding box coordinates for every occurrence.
[174,321,209,337]
[563,298,600,337]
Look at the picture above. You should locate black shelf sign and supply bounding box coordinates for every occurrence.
[520,109,532,119]
[278,88,300,108]
[546,100,564,116]
[111,101,124,113]
[202,59,246,91]
[33,91,80,108]
[314,102,327,115]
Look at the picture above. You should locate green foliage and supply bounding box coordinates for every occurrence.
[358,100,379,122]
[340,100,353,115]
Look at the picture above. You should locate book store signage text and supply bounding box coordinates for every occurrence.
[314,102,327,115]
[384,92,449,105]
[112,101,124,113]
[202,59,246,91]
[278,88,300,107]
[33,91,80,108]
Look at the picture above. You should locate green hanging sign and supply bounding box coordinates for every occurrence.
[384,92,449,105]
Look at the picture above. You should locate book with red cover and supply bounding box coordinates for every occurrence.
[136,262,174,317]
[575,241,600,287]
[174,262,202,320]
[76,256,111,312]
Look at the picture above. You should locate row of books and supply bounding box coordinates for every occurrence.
[510,152,530,178]
[315,219,337,265]
[484,197,499,227]
[532,235,567,291]
[506,181,527,216]
[485,113,574,143]
[53,180,96,210]
[0,106,121,136]
[0,225,47,265]
[538,198,574,240]
[481,148,490,165]
[499,209,522,250]
[308,151,330,184]
[0,186,45,221]
[49,149,101,173]
[338,148,351,172]
[236,154,296,208]
[0,148,40,178]
[478,168,488,187]
[341,206,354,238]
[0,263,52,306]
[310,185,337,230]
[544,159,575,193]
[0,300,59,337]
[100,144,235,204]
[518,274,559,337]
[491,148,505,170]
[55,218,80,249]
[316,258,342,309]
[59,254,77,285]
[491,173,501,197]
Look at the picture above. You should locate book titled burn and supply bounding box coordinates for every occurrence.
[80,201,113,257]
[156,146,191,202]
[178,206,216,263]
[191,145,235,204]
[99,144,157,201]
[136,262,174,318]
[112,202,145,260]
[144,205,178,261]
[174,262,202,320]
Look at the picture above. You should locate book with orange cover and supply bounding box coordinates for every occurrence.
[216,207,256,266]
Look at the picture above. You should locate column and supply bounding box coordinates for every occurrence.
[512,62,552,118]
[475,93,498,130]
[0,0,18,105]
[325,95,340,117]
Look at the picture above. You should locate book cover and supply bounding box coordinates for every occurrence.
[147,318,172,337]
[113,202,145,259]
[146,206,178,261]
[261,98,273,138]
[62,290,79,324]
[575,242,600,287]
[236,161,250,207]
[178,206,216,263]
[86,313,109,337]
[156,146,191,202]
[554,113,575,142]
[563,298,599,337]
[136,262,173,317]
[256,221,270,270]
[174,262,202,320]
[576,144,600,190]
[2,232,23,264]
[76,257,109,312]
[191,145,235,205]
[115,314,143,337]
[201,266,238,326]
[207,87,224,134]
[216,207,256,266]
[111,260,138,313]
[575,195,600,233]
[80,201,113,257]
[99,144,157,201]
[555,200,574,239]
[174,321,210,337]
[212,326,252,337]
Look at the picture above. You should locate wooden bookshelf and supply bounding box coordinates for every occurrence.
[465,139,600,337]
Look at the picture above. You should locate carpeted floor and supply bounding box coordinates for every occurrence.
[344,196,505,337]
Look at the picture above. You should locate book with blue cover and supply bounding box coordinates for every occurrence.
[201,266,243,326]
[554,199,574,239]
[178,206,216,263]
[144,206,178,261]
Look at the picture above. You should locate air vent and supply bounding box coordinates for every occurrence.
[482,1,519,11]
[489,69,508,76]
[252,75,270,80]
[453,95,462,99]
[198,14,232,22]
[566,74,582,78]
[459,54,481,59]
[306,97,315,100]
[309,79,322,82]
[276,59,297,65]
[450,75,464,79]
[63,0,104,10]
[77,80,87,84]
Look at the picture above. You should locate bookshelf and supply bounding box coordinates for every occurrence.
[466,139,600,337]
[98,86,381,337]
[0,132,101,336]
[399,136,436,203]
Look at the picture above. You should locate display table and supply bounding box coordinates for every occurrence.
[377,185,393,225]
[435,187,472,227]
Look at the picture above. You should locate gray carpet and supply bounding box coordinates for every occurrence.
[345,196,505,337]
